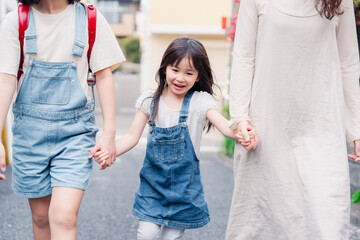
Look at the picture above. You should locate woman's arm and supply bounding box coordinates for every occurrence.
[0,73,17,180]
[88,67,116,167]
[229,0,258,129]
[337,0,360,158]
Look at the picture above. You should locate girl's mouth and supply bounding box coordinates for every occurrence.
[174,83,185,90]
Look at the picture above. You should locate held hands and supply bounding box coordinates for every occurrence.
[348,139,360,161]
[236,121,259,151]
[88,132,116,170]
[0,143,6,180]
[92,149,110,170]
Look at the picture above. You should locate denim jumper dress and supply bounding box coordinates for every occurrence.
[11,3,98,198]
[133,91,210,229]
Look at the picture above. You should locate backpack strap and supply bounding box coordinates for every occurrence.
[86,4,96,69]
[17,4,30,82]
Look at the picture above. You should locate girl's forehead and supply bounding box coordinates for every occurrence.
[172,57,195,69]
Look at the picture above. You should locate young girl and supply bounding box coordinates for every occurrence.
[91,37,253,240]
[0,0,124,239]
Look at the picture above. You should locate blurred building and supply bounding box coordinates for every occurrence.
[138,0,232,101]
[94,0,140,37]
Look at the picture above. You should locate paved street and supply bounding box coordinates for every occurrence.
[1,109,360,239]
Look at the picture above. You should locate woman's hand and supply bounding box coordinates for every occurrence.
[348,139,360,161]
[236,121,259,151]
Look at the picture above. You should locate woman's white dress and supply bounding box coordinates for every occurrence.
[226,0,360,239]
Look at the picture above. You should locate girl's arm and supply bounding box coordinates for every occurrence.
[206,109,237,139]
[93,109,148,169]
[115,109,148,156]
[88,67,116,167]
[0,73,17,180]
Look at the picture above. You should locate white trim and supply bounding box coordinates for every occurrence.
[150,24,226,36]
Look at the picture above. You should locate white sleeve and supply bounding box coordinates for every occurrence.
[228,0,258,128]
[337,0,360,146]
[135,90,154,116]
[0,11,20,77]
[195,91,217,125]
[90,10,126,73]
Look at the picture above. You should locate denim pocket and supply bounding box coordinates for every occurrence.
[153,137,185,162]
[30,74,71,105]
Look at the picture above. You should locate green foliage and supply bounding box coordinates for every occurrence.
[352,190,360,203]
[117,37,141,63]
[222,104,235,157]
[355,0,360,7]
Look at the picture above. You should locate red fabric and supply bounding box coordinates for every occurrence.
[86,4,97,66]
[17,4,30,83]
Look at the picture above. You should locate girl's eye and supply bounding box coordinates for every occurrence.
[172,68,178,72]
[187,73,193,76]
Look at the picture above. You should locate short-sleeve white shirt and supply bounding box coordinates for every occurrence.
[0,4,125,100]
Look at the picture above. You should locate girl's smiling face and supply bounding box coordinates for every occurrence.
[165,57,199,98]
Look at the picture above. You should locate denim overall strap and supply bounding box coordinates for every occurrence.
[72,3,86,57]
[25,7,37,55]
[178,91,194,124]
[148,99,156,127]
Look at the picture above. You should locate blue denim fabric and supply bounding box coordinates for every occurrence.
[11,3,98,198]
[133,91,210,229]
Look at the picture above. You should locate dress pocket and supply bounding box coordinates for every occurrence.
[30,74,71,105]
[153,137,185,162]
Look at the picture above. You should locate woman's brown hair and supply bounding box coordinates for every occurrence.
[315,0,344,20]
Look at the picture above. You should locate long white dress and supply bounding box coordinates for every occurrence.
[226,0,360,239]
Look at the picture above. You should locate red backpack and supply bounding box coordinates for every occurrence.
[17,3,97,85]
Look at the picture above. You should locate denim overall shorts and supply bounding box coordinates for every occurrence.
[132,91,210,229]
[11,3,98,198]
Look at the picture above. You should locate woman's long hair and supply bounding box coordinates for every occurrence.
[18,0,79,4]
[151,37,216,131]
[315,0,343,20]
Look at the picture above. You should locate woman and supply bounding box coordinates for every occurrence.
[226,0,360,239]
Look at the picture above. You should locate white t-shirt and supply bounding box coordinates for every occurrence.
[135,90,218,158]
[0,4,125,100]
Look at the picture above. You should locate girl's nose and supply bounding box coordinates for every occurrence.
[176,74,185,82]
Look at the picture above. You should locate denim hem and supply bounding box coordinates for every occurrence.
[52,182,88,191]
[13,187,52,199]
[132,209,210,229]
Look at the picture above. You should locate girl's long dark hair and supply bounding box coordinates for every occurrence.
[151,37,216,131]
[18,0,79,4]
[315,0,343,20]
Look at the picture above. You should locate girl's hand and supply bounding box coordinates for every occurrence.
[236,121,259,151]
[0,143,6,180]
[90,149,110,170]
[348,139,360,161]
[88,133,116,169]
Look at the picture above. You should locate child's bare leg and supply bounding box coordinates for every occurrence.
[28,195,51,240]
[48,187,84,240]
